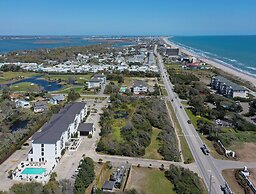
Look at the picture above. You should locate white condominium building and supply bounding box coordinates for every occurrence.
[28,102,87,164]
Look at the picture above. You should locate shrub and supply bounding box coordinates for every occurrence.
[165,165,203,194]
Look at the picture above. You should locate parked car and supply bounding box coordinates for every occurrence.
[23,143,29,146]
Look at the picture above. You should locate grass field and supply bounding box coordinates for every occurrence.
[185,108,212,127]
[0,71,39,84]
[126,167,176,194]
[51,85,96,95]
[10,82,40,92]
[167,102,194,163]
[143,127,163,160]
[112,118,125,142]
[160,86,168,96]
[43,73,93,84]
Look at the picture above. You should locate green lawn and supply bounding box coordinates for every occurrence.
[112,118,125,142]
[160,86,168,96]
[219,129,256,147]
[167,102,194,163]
[143,127,163,160]
[181,101,188,106]
[128,167,176,194]
[51,85,95,94]
[0,72,39,84]
[10,82,40,92]
[43,73,93,84]
[185,108,212,127]
[165,63,181,70]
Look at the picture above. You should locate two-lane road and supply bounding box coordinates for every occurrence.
[154,45,225,194]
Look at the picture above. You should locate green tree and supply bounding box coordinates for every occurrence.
[74,157,95,194]
[67,89,80,102]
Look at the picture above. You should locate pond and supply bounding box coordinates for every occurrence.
[10,120,28,132]
[1,76,63,92]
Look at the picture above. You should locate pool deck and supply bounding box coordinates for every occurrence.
[12,161,54,183]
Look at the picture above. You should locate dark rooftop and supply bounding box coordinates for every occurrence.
[102,181,115,190]
[133,80,147,88]
[88,77,101,82]
[213,75,247,91]
[32,102,86,144]
[77,123,94,132]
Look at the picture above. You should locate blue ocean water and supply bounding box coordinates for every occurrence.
[170,36,256,77]
[0,36,133,53]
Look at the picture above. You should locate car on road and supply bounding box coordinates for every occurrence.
[171,99,174,102]
[201,144,210,155]
[180,105,182,109]
[187,120,191,124]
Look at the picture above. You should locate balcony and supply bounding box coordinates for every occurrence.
[28,148,33,154]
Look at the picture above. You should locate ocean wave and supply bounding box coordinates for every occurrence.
[171,39,256,78]
[246,66,256,71]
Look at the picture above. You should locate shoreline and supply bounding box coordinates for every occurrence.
[162,37,256,88]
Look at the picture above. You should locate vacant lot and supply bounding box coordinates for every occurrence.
[234,142,256,162]
[143,127,163,160]
[126,167,176,194]
[222,169,245,194]
[122,77,157,88]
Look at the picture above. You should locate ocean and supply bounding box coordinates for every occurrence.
[169,36,256,78]
[0,36,134,53]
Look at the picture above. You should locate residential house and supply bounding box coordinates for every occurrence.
[28,102,87,164]
[34,101,48,113]
[10,93,23,101]
[87,74,106,89]
[211,75,248,98]
[132,80,148,94]
[49,94,65,105]
[15,99,30,109]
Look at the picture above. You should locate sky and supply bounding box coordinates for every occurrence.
[0,0,256,36]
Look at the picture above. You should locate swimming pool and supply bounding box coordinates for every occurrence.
[21,168,46,175]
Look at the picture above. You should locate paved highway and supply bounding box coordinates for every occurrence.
[154,44,225,194]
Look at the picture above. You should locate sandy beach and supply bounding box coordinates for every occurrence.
[162,37,256,88]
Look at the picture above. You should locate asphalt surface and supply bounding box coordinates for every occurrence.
[154,45,225,194]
